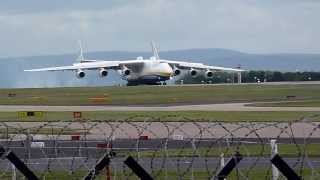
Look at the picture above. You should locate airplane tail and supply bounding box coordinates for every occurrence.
[77,40,85,62]
[151,41,160,60]
[76,40,97,63]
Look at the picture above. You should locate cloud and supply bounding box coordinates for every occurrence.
[0,0,319,57]
[0,0,127,14]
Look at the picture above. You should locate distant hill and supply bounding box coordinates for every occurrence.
[0,48,319,88]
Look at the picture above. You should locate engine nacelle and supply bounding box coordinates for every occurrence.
[122,67,131,76]
[173,68,181,76]
[205,70,214,78]
[189,69,198,78]
[76,70,85,78]
[99,68,108,77]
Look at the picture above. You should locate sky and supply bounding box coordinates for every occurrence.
[0,0,319,57]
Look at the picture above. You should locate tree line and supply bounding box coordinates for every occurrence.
[175,71,320,84]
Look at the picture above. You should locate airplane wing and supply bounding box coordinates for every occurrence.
[25,61,119,72]
[161,60,245,72]
[24,60,144,72]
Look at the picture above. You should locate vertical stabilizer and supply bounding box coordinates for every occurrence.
[150,41,160,60]
[77,40,84,62]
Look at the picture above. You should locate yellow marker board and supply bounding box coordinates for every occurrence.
[18,111,44,118]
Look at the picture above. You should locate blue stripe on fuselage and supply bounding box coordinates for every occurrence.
[129,75,170,84]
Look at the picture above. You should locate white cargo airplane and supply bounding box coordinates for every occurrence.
[25,42,244,85]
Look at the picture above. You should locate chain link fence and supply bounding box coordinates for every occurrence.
[0,116,320,179]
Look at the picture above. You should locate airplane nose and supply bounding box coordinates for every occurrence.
[155,62,174,77]
[165,64,174,76]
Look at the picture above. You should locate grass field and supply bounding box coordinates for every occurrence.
[1,111,319,122]
[0,168,318,180]
[1,84,320,106]
[0,84,320,122]
[123,144,320,157]
[251,100,320,107]
[0,127,88,135]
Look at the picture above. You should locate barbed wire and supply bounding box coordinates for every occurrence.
[0,116,319,179]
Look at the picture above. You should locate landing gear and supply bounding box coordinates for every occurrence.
[126,80,168,86]
[161,81,167,85]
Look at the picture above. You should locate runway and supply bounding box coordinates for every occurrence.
[0,103,320,112]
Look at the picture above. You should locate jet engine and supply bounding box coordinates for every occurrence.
[76,69,85,78]
[122,67,131,76]
[189,69,198,78]
[173,68,181,76]
[99,68,108,77]
[205,70,214,78]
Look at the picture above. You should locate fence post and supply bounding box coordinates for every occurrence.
[220,153,226,180]
[164,139,168,180]
[11,163,16,180]
[191,139,197,180]
[270,139,279,180]
[25,129,31,160]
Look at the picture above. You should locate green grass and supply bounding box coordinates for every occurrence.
[123,144,320,158]
[0,127,88,136]
[251,100,320,107]
[0,111,320,122]
[1,84,320,106]
[0,168,319,180]
[1,84,319,123]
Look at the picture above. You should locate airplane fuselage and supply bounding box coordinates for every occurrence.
[120,60,173,85]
